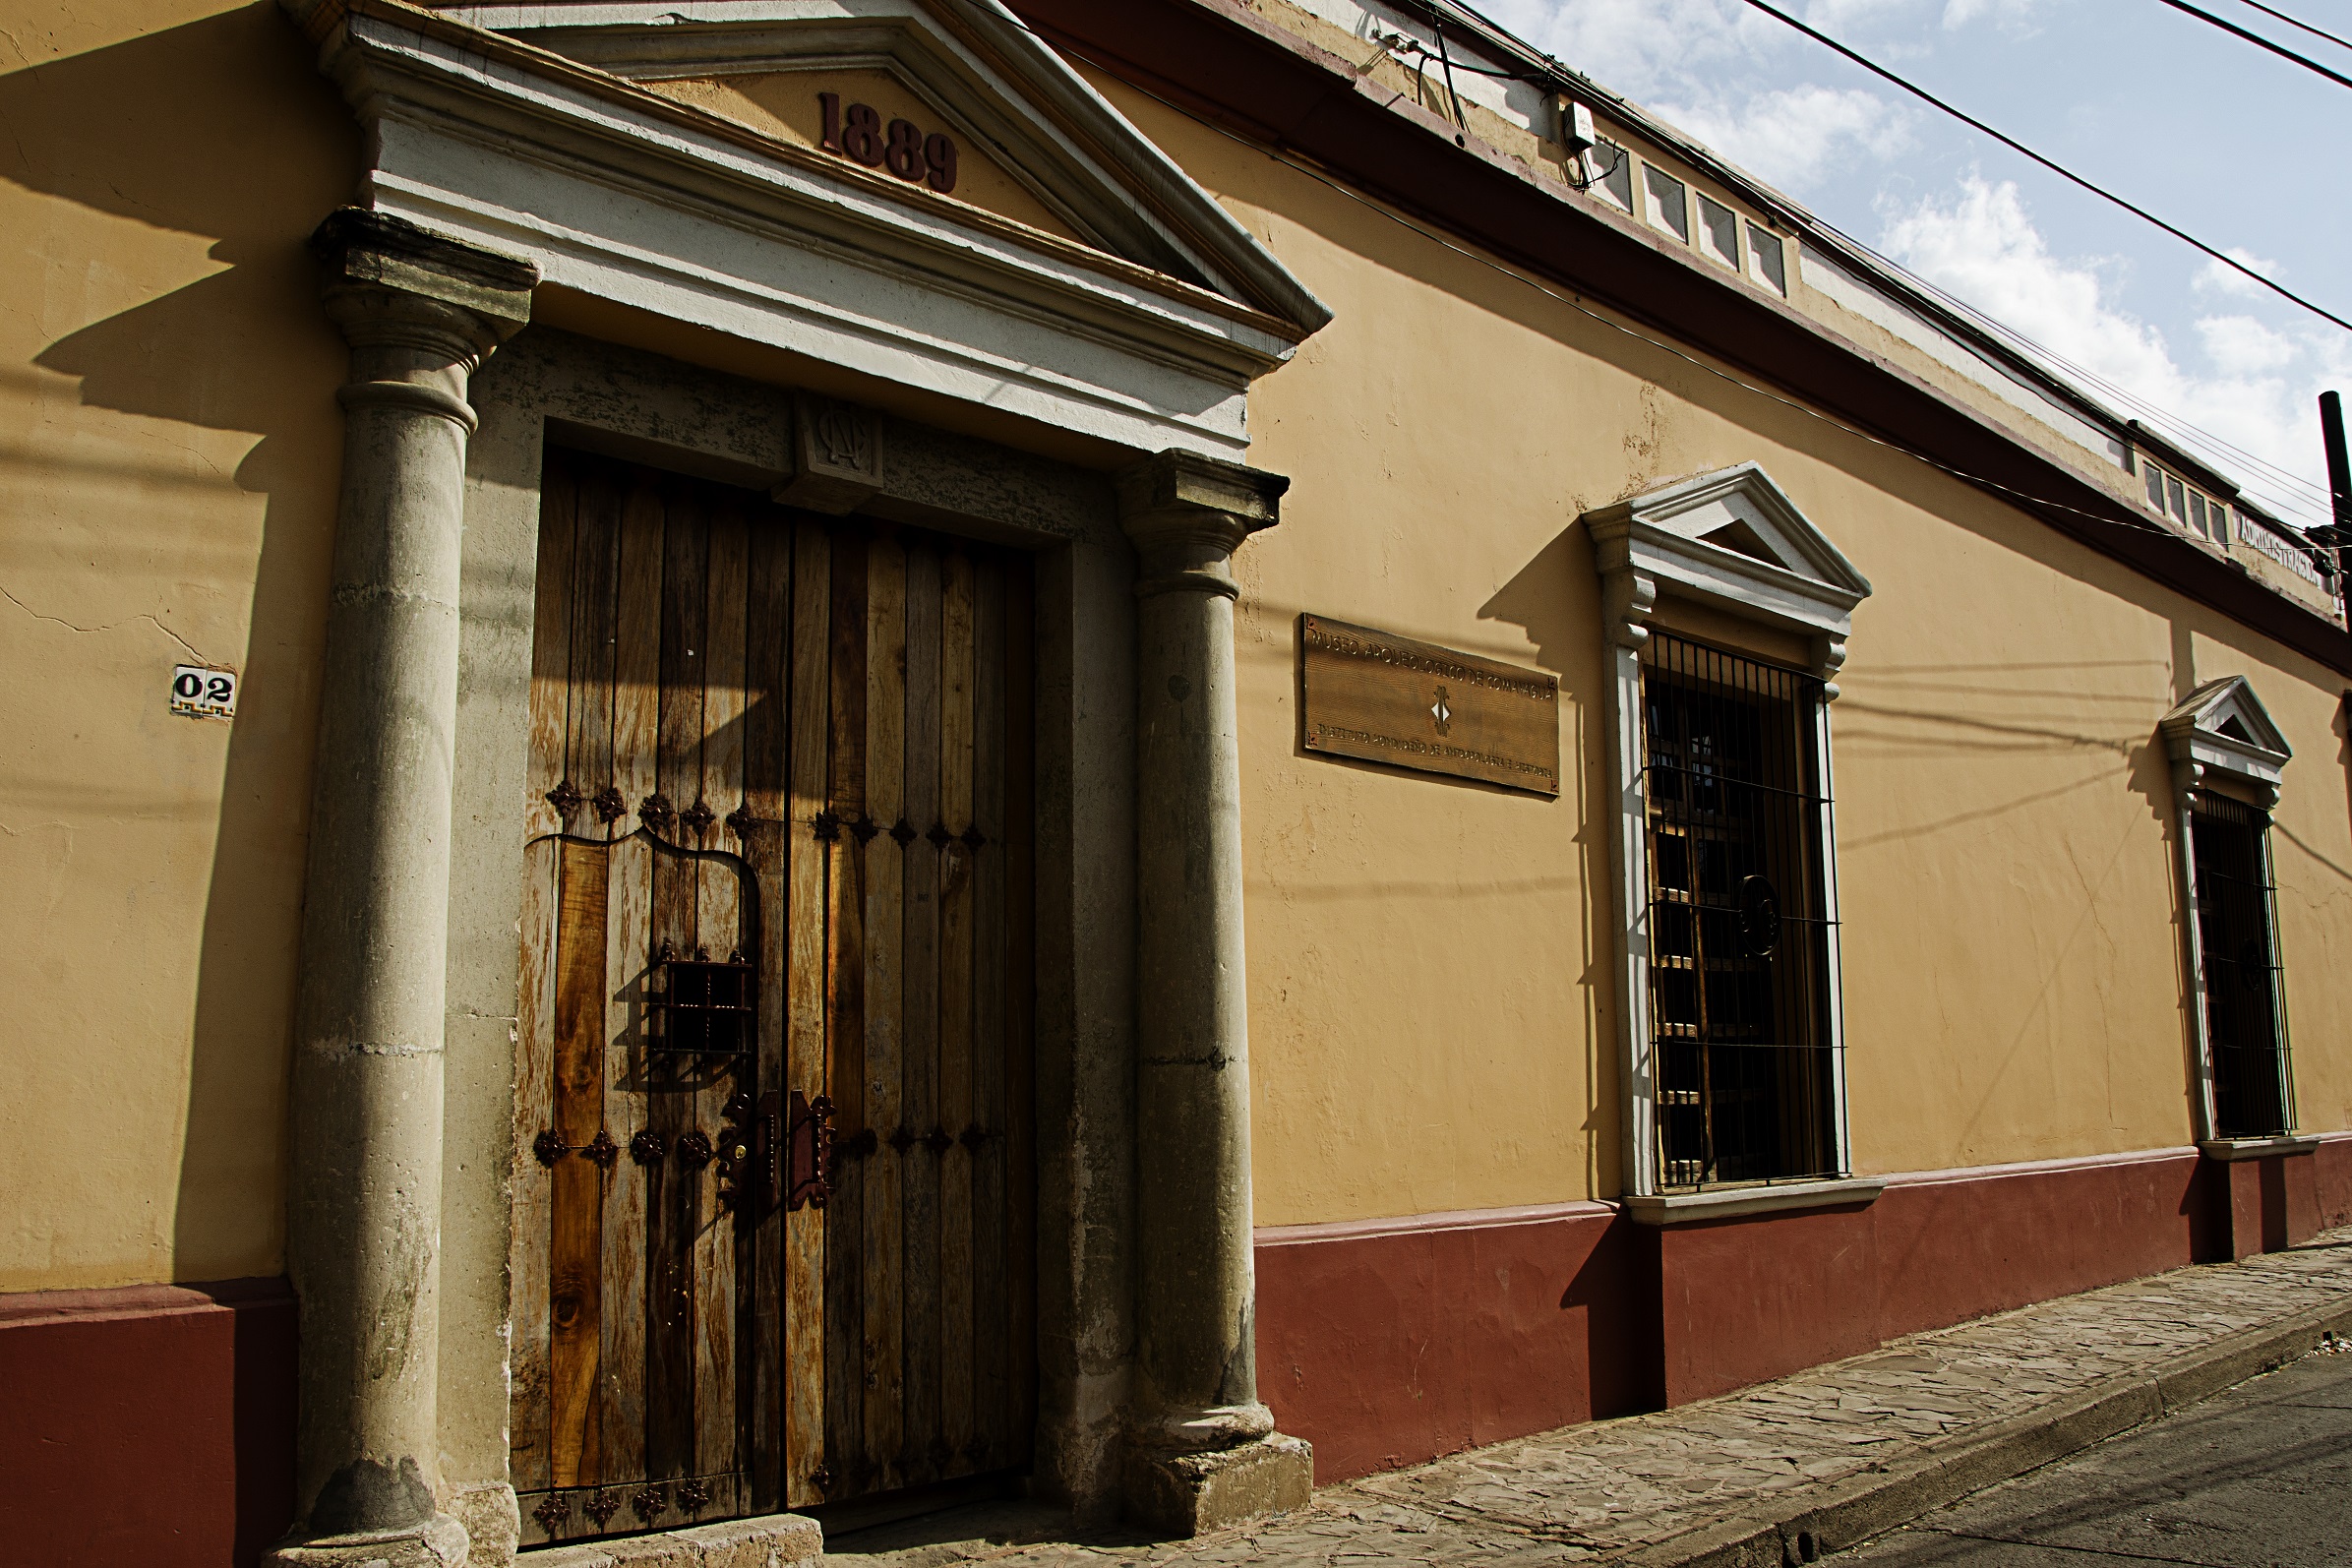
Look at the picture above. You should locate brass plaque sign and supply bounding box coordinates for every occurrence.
[1300,615,1559,795]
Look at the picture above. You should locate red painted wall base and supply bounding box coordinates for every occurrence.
[1258,1140,2348,1485]
[14,1144,2345,1553]
[2215,1151,2322,1259]
[0,1278,296,1567]
[2319,1137,2352,1230]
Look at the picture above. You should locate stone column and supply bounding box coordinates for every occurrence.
[1114,452,1313,1535]
[272,211,535,1568]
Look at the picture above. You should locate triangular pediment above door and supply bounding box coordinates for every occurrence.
[433,0,1330,332]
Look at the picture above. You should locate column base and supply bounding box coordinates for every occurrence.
[1123,1433,1313,1538]
[266,1515,469,1568]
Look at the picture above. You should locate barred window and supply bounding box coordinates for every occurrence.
[2191,793,2294,1138]
[1641,633,1840,1187]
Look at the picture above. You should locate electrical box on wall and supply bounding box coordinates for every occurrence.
[1555,94,1597,156]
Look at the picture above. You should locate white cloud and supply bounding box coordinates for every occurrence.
[2198,315,2297,376]
[1803,0,1919,35]
[1455,0,2337,524]
[2193,247,2279,299]
[1883,177,2338,524]
[1883,177,2170,386]
[1483,0,2043,93]
[1938,0,2043,32]
[1479,0,1775,100]
[1653,85,1912,192]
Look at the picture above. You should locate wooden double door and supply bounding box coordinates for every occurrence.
[513,449,1036,1548]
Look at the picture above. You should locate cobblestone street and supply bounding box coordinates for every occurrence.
[829,1233,2352,1568]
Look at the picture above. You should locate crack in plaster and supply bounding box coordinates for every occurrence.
[0,580,208,661]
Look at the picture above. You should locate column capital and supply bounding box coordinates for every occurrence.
[309,208,537,358]
[1115,450,1289,600]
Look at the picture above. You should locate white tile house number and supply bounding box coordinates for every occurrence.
[170,664,238,720]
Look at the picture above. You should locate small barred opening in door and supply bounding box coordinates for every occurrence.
[513,448,1036,1548]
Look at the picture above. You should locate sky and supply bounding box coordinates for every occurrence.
[1473,0,2352,531]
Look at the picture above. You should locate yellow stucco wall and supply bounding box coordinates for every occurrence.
[0,1,356,1291]
[1091,78,2352,1226]
[3,8,2342,1293]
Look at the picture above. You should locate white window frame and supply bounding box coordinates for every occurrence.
[1591,138,1635,211]
[1696,192,1741,270]
[1643,161,1690,242]
[1584,463,1877,1216]
[1746,221,1787,294]
[2157,677,2306,1153]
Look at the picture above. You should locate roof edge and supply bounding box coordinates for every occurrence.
[1012,0,2352,676]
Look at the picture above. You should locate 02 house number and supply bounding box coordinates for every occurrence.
[170,663,238,720]
[817,92,959,194]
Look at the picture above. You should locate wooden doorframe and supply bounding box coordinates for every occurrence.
[433,327,1148,1543]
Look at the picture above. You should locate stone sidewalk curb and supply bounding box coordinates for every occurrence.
[1610,1290,2352,1568]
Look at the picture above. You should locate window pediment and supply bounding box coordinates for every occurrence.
[1584,462,1872,684]
[2160,676,2290,804]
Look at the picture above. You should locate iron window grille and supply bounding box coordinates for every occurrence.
[2190,792,2294,1138]
[1640,633,1840,1188]
[648,945,755,1059]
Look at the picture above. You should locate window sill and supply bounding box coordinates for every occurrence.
[1622,1176,1886,1226]
[2198,1134,2322,1163]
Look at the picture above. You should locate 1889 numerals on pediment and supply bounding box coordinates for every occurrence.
[817,92,959,194]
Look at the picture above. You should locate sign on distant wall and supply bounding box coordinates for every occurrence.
[169,664,238,721]
[1299,616,1559,795]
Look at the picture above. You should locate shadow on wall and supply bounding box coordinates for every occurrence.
[0,3,357,1562]
[1479,525,1616,1192]
[4,1,357,1270]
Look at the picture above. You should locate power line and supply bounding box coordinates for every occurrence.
[1819,220,2336,519]
[1734,0,2352,336]
[1401,0,2339,525]
[2230,0,2352,55]
[1005,9,2342,588]
[2148,0,2352,91]
[1003,17,2242,557]
[1352,0,2339,523]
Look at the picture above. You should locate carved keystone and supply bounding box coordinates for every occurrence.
[775,393,883,513]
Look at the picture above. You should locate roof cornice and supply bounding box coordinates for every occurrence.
[1010,0,2352,677]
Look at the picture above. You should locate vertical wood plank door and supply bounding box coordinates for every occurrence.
[513,449,1037,1549]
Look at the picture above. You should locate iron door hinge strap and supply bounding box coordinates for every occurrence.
[782,1089,834,1212]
